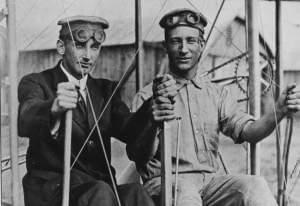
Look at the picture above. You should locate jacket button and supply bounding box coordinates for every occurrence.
[88,140,95,147]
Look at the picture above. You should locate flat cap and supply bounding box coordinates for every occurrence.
[159,8,207,34]
[58,15,109,29]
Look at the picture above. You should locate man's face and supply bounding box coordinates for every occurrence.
[165,26,204,78]
[61,37,101,79]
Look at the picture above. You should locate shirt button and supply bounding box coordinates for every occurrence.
[193,114,197,119]
[195,129,199,134]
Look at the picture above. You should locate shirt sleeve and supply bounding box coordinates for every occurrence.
[218,86,255,143]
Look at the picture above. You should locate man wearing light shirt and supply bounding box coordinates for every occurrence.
[127,8,300,206]
[18,15,159,206]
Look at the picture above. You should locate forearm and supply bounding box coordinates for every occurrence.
[241,104,286,143]
[125,98,161,164]
[18,99,54,137]
[126,126,160,165]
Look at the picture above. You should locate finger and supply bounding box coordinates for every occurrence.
[284,83,297,94]
[164,74,174,81]
[157,80,174,90]
[287,105,300,111]
[58,82,77,90]
[57,95,78,104]
[154,74,165,83]
[144,179,158,188]
[287,87,300,97]
[57,90,78,98]
[145,180,156,188]
[57,101,77,109]
[286,99,300,105]
[154,115,177,122]
[154,96,172,104]
[153,103,175,110]
[153,110,175,116]
[154,74,175,83]
[148,184,161,196]
[156,87,178,97]
[286,93,300,101]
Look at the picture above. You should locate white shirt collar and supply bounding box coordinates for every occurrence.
[60,62,88,91]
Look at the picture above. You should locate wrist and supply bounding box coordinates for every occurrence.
[275,101,288,120]
[50,98,63,118]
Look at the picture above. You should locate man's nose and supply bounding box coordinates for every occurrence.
[179,41,188,54]
[82,47,91,62]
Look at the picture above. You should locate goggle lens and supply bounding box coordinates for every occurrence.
[165,12,202,28]
[74,29,106,43]
[186,13,199,24]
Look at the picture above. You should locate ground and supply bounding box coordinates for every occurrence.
[1,118,300,205]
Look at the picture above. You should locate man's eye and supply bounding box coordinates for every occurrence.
[169,38,181,44]
[75,43,84,48]
[187,38,199,44]
[91,44,101,50]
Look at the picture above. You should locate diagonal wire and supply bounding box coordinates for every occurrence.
[22,0,80,50]
[92,0,104,15]
[70,0,169,169]
[59,1,125,205]
[186,0,243,55]
[61,7,123,206]
[16,0,40,27]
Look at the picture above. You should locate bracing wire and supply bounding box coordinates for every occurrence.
[16,0,40,27]
[22,0,80,50]
[185,0,244,55]
[61,0,122,205]
[70,0,169,170]
[92,0,104,15]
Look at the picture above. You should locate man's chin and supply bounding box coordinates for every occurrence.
[79,66,93,75]
[176,64,193,71]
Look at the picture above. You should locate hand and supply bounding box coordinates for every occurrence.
[152,74,177,123]
[51,82,78,117]
[152,95,176,122]
[153,74,177,102]
[144,178,161,196]
[277,84,300,117]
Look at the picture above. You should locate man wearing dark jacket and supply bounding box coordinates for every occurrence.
[18,15,164,206]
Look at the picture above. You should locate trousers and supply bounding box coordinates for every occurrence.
[23,170,155,206]
[148,173,278,206]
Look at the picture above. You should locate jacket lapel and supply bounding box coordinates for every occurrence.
[51,62,89,131]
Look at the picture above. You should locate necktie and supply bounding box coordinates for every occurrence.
[77,89,87,116]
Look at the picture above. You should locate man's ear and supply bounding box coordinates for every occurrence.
[56,39,65,55]
[200,40,206,48]
[162,40,168,52]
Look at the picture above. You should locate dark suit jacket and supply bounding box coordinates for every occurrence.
[18,62,155,191]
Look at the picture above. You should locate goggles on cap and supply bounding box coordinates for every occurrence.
[164,11,203,30]
[62,25,106,43]
[73,28,106,43]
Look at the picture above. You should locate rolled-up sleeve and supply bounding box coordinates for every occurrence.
[218,87,255,143]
